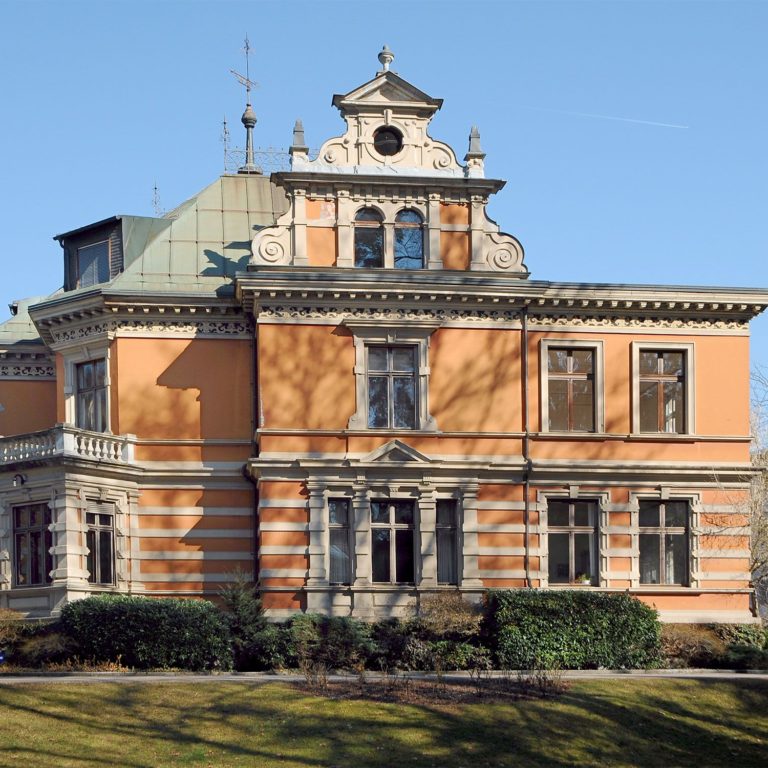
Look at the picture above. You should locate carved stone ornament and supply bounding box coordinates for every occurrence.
[48,317,249,346]
[0,362,55,380]
[485,232,526,273]
[295,69,465,178]
[251,224,292,266]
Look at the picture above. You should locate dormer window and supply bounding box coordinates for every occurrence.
[394,210,424,269]
[373,126,403,157]
[354,208,384,268]
[77,241,110,288]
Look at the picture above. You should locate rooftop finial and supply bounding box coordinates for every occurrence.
[464,126,486,179]
[230,35,261,174]
[289,119,309,169]
[377,45,395,74]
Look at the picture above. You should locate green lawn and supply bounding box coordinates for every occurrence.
[0,679,765,767]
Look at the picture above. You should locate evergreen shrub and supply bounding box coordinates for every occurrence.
[60,595,232,670]
[483,589,662,669]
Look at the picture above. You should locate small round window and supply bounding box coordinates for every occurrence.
[373,126,403,156]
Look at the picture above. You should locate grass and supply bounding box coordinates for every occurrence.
[0,679,765,767]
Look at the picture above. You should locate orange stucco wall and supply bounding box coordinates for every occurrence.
[528,330,751,439]
[113,337,252,440]
[440,203,469,225]
[440,231,470,270]
[430,327,522,431]
[0,380,57,436]
[307,227,337,266]
[258,324,356,429]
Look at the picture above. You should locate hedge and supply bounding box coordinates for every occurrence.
[60,595,232,670]
[483,590,662,669]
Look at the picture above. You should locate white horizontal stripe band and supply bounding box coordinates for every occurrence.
[258,499,309,509]
[259,546,309,555]
[259,522,309,531]
[132,529,251,538]
[135,552,252,561]
[138,507,253,516]
[259,569,309,578]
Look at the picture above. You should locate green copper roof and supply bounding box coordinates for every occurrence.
[111,174,287,294]
[0,296,54,346]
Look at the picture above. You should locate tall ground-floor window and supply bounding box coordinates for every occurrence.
[86,505,115,585]
[371,499,415,584]
[13,503,53,586]
[639,500,689,585]
[328,498,352,585]
[547,499,598,585]
[436,499,459,585]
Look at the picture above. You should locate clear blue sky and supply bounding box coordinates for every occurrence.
[1,0,766,369]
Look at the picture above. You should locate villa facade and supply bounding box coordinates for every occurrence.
[1,49,765,622]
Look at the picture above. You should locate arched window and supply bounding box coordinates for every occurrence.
[394,209,424,269]
[354,208,384,268]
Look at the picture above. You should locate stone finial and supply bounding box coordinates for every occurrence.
[289,118,309,166]
[289,119,309,169]
[464,126,486,179]
[377,45,395,74]
[291,119,308,150]
[465,126,485,159]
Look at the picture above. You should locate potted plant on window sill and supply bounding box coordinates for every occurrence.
[574,573,592,585]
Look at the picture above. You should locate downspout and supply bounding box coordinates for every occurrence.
[521,304,533,588]
[242,315,260,585]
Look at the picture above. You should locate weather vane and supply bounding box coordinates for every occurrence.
[230,35,258,104]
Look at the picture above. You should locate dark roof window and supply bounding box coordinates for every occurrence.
[373,126,403,156]
[76,241,110,288]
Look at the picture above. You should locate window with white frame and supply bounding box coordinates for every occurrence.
[328,498,352,585]
[371,499,415,584]
[638,500,689,585]
[540,340,604,433]
[13,503,53,587]
[393,210,424,269]
[76,359,108,432]
[632,343,694,435]
[366,346,417,429]
[85,504,115,585]
[354,208,384,268]
[346,322,439,432]
[547,499,598,585]
[436,499,459,585]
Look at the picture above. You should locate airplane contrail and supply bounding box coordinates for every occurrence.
[520,105,689,129]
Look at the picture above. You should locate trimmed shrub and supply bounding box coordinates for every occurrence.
[709,623,767,650]
[483,590,662,669]
[660,624,727,668]
[60,595,232,670]
[241,624,295,671]
[725,644,768,670]
[289,614,375,671]
[416,593,482,641]
[219,572,267,670]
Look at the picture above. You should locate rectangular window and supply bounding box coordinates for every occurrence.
[371,499,415,584]
[86,506,115,585]
[328,498,352,585]
[436,499,458,585]
[76,241,110,288]
[638,350,686,433]
[638,500,689,585]
[547,499,598,585]
[547,348,595,431]
[76,359,108,432]
[367,346,417,429]
[13,503,53,587]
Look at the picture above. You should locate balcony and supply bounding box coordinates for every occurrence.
[0,425,135,467]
